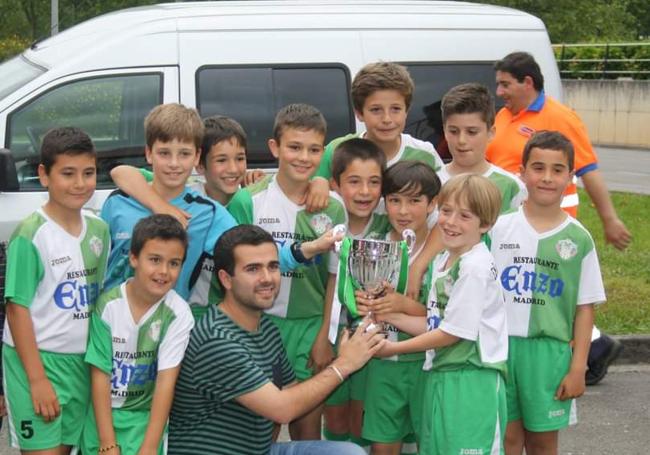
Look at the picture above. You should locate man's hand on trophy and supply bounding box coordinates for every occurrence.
[335,317,387,375]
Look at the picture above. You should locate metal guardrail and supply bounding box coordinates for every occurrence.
[553,42,650,79]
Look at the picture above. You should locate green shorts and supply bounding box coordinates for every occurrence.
[362,359,422,443]
[80,406,165,455]
[3,345,90,450]
[507,336,577,432]
[418,367,506,455]
[326,326,368,405]
[268,315,323,381]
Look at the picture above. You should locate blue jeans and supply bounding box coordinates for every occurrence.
[270,440,366,455]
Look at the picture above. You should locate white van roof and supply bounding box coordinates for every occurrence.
[25,1,545,71]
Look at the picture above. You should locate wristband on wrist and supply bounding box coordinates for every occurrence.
[328,364,345,383]
[290,241,310,264]
[99,443,120,453]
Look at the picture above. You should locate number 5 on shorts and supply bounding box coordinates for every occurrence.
[21,420,34,439]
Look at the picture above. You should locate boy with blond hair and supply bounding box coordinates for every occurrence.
[3,127,110,453]
[489,131,604,455]
[377,174,508,455]
[227,103,347,440]
[101,104,237,308]
[307,62,443,209]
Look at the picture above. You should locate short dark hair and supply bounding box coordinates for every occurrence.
[494,52,544,92]
[213,225,277,287]
[130,214,188,258]
[382,160,441,202]
[331,138,386,184]
[40,127,95,173]
[522,130,575,171]
[200,116,248,166]
[441,83,495,128]
[273,103,327,143]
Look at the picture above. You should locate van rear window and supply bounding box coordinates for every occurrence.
[403,62,502,162]
[196,65,353,168]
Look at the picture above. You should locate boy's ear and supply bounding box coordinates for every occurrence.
[217,269,232,291]
[268,138,280,159]
[330,178,340,193]
[145,146,153,165]
[479,223,491,235]
[37,164,49,187]
[353,109,365,123]
[427,196,438,214]
[488,124,496,141]
[128,251,138,269]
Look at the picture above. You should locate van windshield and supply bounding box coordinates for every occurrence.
[0,55,45,100]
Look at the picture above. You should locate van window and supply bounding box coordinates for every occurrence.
[7,73,162,190]
[403,63,501,161]
[196,65,353,167]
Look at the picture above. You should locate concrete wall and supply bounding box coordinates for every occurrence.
[562,80,650,148]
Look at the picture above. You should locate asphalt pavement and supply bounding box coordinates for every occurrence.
[593,146,650,195]
[0,365,647,455]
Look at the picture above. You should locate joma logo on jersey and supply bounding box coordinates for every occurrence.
[111,359,157,388]
[459,449,483,455]
[500,265,564,298]
[54,280,99,311]
[258,217,281,224]
[50,256,72,266]
[499,243,520,250]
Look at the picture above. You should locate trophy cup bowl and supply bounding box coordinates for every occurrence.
[347,238,405,331]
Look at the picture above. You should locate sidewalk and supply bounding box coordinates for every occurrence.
[592,146,650,195]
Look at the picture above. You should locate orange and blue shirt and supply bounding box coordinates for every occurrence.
[486,91,599,217]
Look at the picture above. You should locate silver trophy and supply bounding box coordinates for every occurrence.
[338,228,416,331]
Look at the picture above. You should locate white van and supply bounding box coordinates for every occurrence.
[0,0,561,243]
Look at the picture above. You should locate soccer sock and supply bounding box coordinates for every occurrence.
[401,433,418,455]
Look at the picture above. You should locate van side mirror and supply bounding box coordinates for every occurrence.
[0,149,19,192]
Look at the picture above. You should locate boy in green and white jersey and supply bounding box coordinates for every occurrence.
[307,62,443,212]
[81,215,194,455]
[436,83,526,213]
[227,104,347,440]
[3,127,110,453]
[323,138,389,449]
[353,161,441,455]
[377,174,508,455]
[488,131,604,455]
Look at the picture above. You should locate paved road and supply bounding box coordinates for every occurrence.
[593,146,650,195]
[0,365,647,454]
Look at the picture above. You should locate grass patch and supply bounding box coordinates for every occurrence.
[577,189,650,334]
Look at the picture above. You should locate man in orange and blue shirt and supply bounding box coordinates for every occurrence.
[486,51,631,386]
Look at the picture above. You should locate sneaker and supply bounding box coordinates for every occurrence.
[585,334,623,386]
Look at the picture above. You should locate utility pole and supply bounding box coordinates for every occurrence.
[51,0,59,35]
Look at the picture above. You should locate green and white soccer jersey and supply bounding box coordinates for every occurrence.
[316,132,443,179]
[85,283,194,410]
[228,175,347,319]
[424,243,507,373]
[437,163,527,213]
[488,208,606,342]
[3,209,109,353]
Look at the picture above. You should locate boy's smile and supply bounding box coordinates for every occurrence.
[444,112,494,173]
[356,89,407,154]
[333,158,382,228]
[520,147,573,208]
[130,237,185,301]
[199,137,247,203]
[270,128,325,185]
[146,138,199,199]
[38,153,97,212]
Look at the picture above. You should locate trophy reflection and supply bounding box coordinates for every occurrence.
[338,229,415,331]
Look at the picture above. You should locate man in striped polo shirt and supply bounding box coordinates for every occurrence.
[168,225,385,455]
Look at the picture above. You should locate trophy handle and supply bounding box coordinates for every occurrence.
[332,224,347,254]
[402,229,416,254]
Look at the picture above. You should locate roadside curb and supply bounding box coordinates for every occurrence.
[612,335,650,365]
